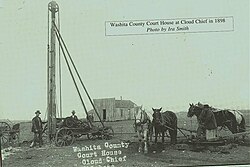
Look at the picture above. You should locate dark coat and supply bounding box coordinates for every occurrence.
[32,116,43,132]
[198,107,217,130]
[71,115,78,120]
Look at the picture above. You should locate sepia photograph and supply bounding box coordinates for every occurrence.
[0,0,249,166]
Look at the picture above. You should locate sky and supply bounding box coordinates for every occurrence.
[0,0,249,120]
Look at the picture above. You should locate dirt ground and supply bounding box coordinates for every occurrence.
[2,135,250,167]
[2,117,250,167]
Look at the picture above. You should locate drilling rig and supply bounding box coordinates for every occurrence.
[45,1,113,145]
[47,1,59,141]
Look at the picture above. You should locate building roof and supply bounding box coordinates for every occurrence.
[115,100,135,108]
[91,97,136,109]
[88,109,94,114]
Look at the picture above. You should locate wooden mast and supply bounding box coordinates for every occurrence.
[47,1,59,141]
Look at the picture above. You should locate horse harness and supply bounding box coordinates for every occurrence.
[156,112,175,131]
[134,110,151,132]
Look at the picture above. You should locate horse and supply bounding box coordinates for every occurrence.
[187,103,246,134]
[134,106,153,153]
[152,108,177,144]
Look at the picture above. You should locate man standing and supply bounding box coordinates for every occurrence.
[30,110,43,147]
[197,104,217,141]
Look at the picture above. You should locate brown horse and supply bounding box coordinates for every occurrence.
[187,103,246,134]
[152,108,177,144]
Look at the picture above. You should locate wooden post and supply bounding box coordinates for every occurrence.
[47,1,59,141]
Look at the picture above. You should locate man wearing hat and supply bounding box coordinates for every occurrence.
[30,110,43,147]
[71,110,78,120]
[197,103,217,140]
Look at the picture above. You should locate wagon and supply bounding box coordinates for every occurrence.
[54,117,114,147]
[42,9,115,146]
[176,126,250,147]
[0,121,20,146]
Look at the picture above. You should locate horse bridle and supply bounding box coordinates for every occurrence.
[153,111,176,131]
[134,110,149,126]
[153,111,163,125]
[189,105,202,117]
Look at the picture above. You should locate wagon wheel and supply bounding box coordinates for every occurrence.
[9,132,19,145]
[0,122,11,133]
[1,132,10,146]
[0,122,11,146]
[42,124,48,144]
[102,127,114,140]
[86,125,100,140]
[87,133,98,140]
[55,128,75,147]
[65,118,75,128]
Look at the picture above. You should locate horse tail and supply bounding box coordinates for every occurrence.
[167,111,177,130]
[173,113,177,130]
[239,115,246,132]
[170,112,178,144]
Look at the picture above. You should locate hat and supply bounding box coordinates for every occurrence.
[197,102,204,108]
[35,110,41,114]
[72,110,75,114]
[204,104,209,108]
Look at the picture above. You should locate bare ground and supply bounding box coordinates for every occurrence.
[2,135,250,167]
[2,116,250,167]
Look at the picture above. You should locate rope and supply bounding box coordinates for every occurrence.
[58,9,62,118]
[55,95,60,118]
[54,29,92,128]
[46,5,50,122]
[52,21,101,127]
